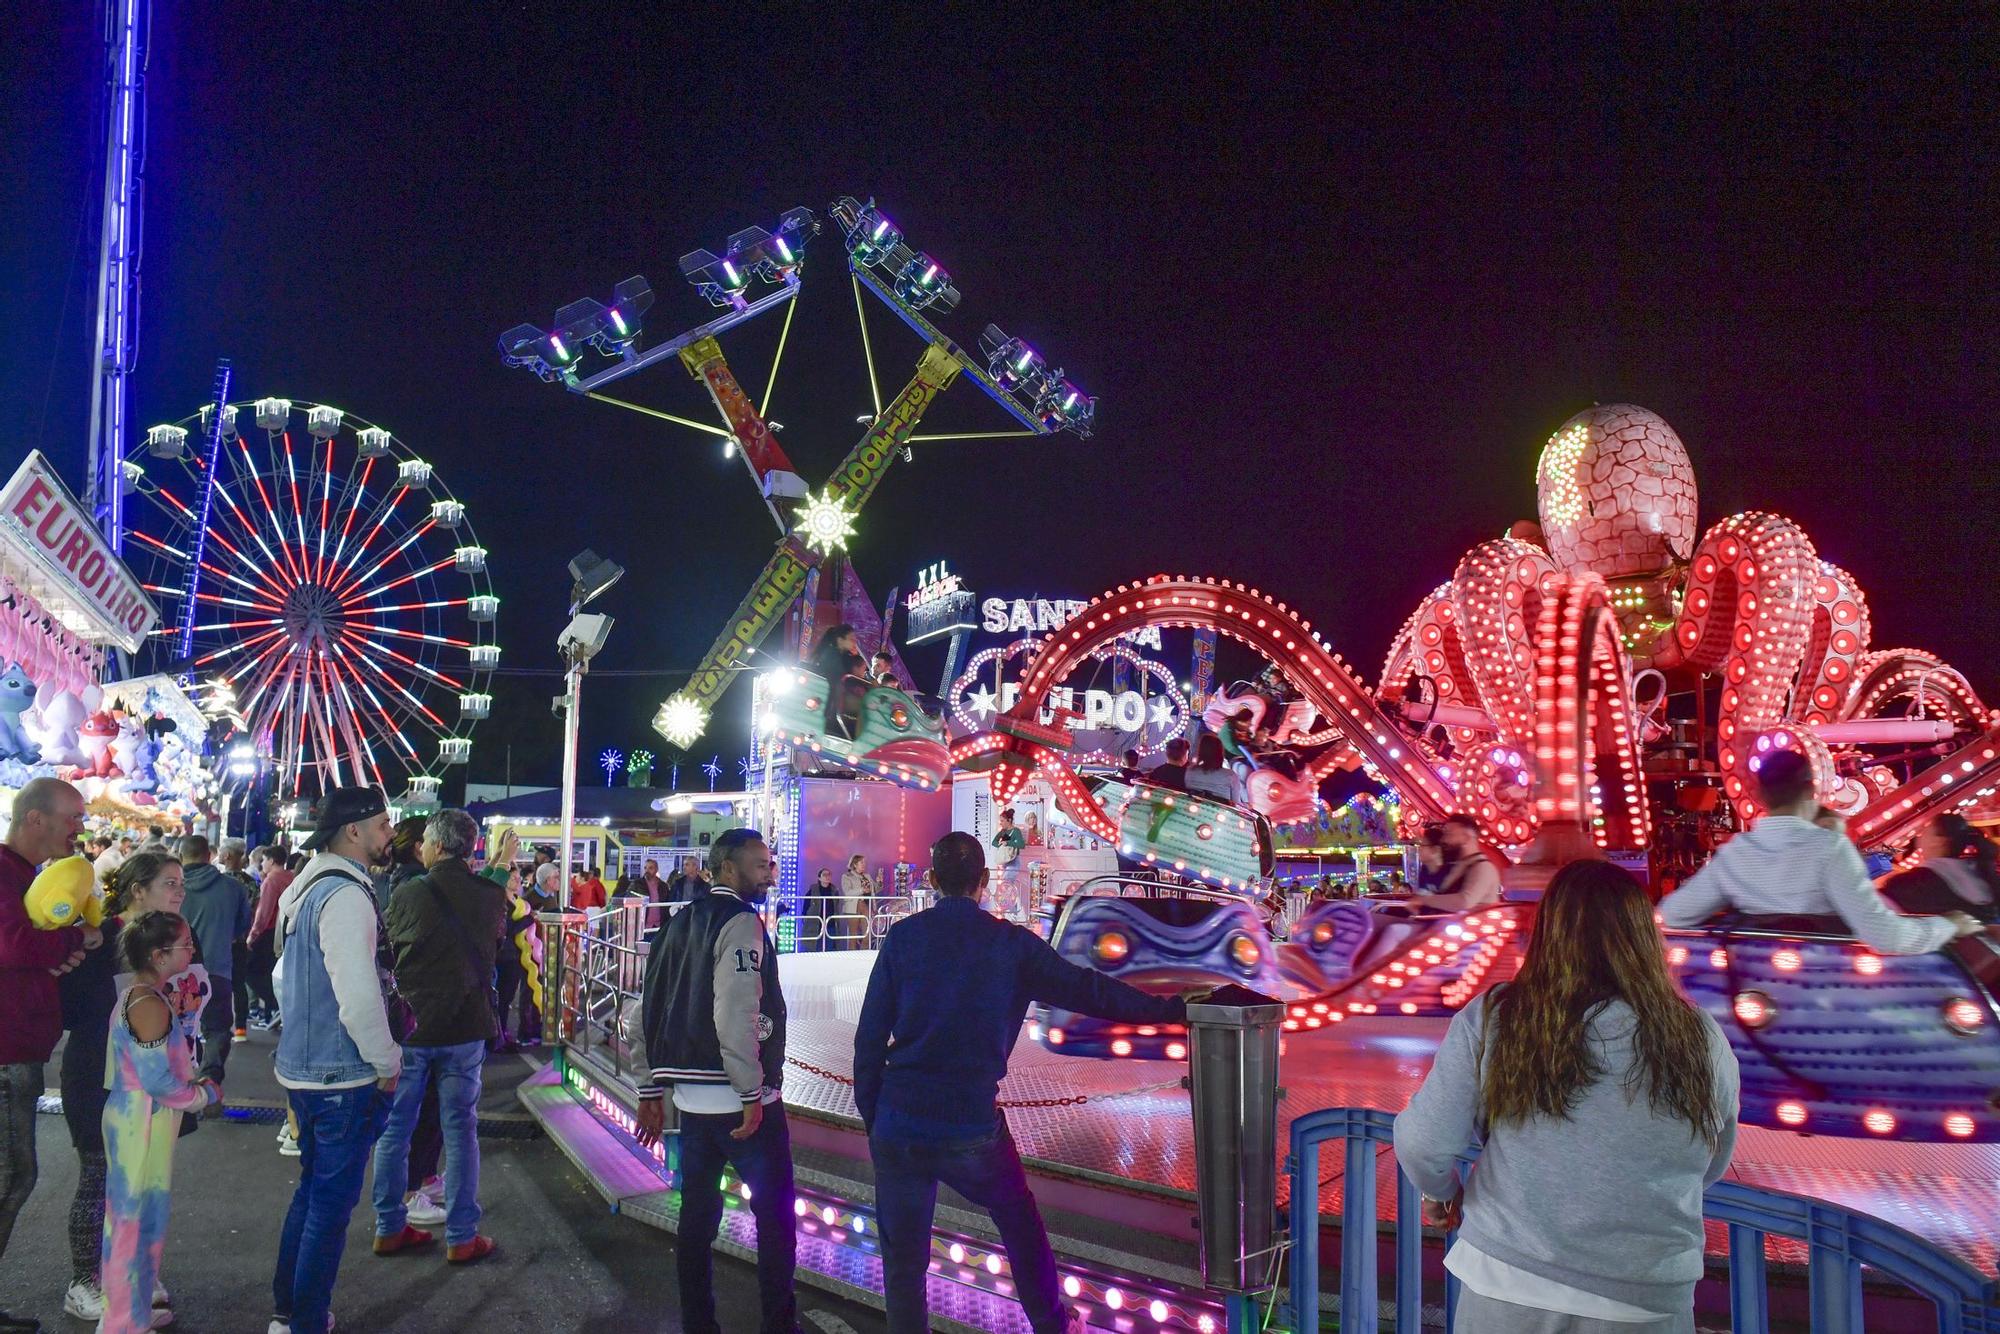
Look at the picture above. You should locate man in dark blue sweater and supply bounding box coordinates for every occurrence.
[854,831,1190,1334]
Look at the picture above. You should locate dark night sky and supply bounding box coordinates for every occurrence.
[4,6,1996,791]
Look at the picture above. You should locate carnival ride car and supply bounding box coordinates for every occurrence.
[948,404,2000,1140]
[764,666,951,790]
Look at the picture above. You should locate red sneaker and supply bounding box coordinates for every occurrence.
[372,1225,435,1256]
[446,1235,497,1265]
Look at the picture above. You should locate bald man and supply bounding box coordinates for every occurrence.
[1,779,103,1318]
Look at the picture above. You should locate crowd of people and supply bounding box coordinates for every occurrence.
[0,779,548,1333]
[4,737,1999,1334]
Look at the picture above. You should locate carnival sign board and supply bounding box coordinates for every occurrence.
[0,452,157,653]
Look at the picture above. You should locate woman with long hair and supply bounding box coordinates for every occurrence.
[56,851,183,1323]
[1881,814,2000,922]
[1394,860,1739,1331]
[840,854,874,948]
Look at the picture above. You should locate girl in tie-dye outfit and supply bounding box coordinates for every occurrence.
[99,912,217,1333]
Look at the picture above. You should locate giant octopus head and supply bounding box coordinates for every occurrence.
[1535,404,1698,580]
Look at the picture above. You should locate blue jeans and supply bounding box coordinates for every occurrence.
[676,1101,797,1334]
[273,1084,391,1331]
[371,1040,486,1244]
[871,1119,1066,1334]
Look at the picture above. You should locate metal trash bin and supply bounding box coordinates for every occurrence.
[1187,984,1284,1293]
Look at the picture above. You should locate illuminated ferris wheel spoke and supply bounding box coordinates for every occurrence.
[324,654,385,785]
[330,484,413,598]
[351,597,469,615]
[198,478,291,594]
[209,627,289,679]
[346,622,469,649]
[126,529,188,561]
[336,628,465,690]
[337,632,449,728]
[346,558,454,609]
[151,483,288,603]
[282,434,311,572]
[234,438,305,585]
[325,456,376,577]
[315,435,336,583]
[338,661,422,760]
[338,521,437,601]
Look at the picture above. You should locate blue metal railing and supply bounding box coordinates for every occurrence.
[1284,1106,2000,1333]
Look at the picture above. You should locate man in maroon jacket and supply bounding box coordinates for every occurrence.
[1,778,99,1332]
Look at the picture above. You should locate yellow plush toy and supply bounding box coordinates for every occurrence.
[25,855,105,929]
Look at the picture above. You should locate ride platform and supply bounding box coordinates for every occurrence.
[524,951,2000,1333]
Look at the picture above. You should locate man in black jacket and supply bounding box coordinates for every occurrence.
[371,808,505,1264]
[636,828,795,1334]
[855,832,1192,1334]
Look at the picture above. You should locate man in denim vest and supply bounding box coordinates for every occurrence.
[268,787,399,1334]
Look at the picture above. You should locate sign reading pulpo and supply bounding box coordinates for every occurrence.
[0,452,158,653]
[904,560,976,645]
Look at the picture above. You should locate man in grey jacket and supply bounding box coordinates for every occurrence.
[178,833,253,1090]
[1658,750,1983,954]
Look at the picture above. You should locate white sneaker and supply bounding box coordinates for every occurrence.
[277,1128,301,1157]
[404,1188,447,1227]
[64,1279,106,1319]
[267,1316,335,1334]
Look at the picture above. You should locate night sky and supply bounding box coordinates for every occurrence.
[5,7,1996,793]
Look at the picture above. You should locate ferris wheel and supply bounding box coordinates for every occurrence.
[121,396,498,799]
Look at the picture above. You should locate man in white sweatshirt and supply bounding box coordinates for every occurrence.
[268,787,401,1334]
[1658,750,1983,955]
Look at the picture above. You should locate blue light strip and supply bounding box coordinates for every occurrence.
[175,361,231,659]
[91,0,147,550]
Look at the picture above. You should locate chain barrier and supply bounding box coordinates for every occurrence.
[785,1058,1186,1108]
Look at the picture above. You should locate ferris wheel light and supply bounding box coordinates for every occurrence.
[253,398,291,430]
[656,694,709,748]
[793,490,858,555]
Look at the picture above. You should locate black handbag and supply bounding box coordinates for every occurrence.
[426,880,502,1030]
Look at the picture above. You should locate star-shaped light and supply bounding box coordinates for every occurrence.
[1147,695,1175,726]
[967,684,999,718]
[655,694,709,748]
[794,488,858,554]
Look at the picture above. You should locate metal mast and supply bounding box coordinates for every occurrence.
[85,0,150,551]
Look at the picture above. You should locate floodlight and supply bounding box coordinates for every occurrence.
[892,253,958,312]
[664,795,693,816]
[559,611,614,662]
[567,548,625,607]
[602,276,654,348]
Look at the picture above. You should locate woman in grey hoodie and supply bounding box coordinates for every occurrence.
[1394,861,1739,1332]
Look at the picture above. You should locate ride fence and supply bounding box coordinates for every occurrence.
[1282,1106,2000,1334]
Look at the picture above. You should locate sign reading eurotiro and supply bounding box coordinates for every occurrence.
[0,451,158,653]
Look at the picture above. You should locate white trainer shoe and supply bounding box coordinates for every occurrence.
[404,1187,447,1227]
[64,1279,106,1319]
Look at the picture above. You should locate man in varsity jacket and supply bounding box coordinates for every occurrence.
[635,827,796,1334]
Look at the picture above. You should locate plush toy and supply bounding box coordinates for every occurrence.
[26,685,88,768]
[25,855,105,929]
[109,713,143,778]
[0,662,35,762]
[75,711,120,779]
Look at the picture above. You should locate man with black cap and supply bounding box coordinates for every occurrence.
[268,787,401,1334]
[634,827,797,1334]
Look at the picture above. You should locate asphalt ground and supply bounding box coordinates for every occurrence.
[0,1028,889,1334]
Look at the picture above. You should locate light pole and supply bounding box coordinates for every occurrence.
[556,549,624,910]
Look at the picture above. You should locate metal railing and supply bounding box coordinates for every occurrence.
[1285,1106,2000,1333]
[789,893,918,951]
